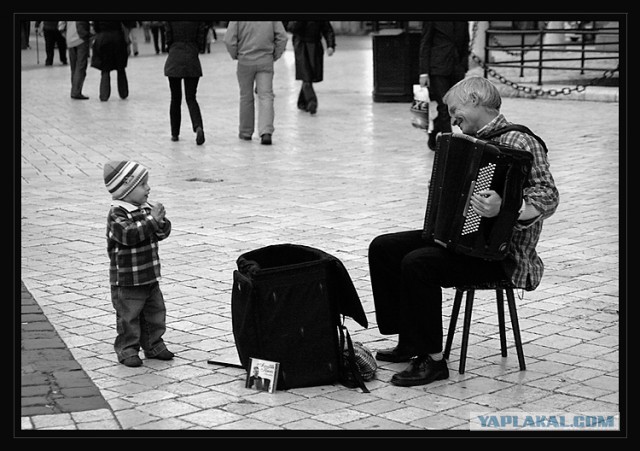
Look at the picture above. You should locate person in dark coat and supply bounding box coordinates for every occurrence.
[90,21,129,101]
[163,21,206,145]
[286,21,335,115]
[419,21,469,150]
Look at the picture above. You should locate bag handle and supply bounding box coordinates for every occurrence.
[339,320,370,393]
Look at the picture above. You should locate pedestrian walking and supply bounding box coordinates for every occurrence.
[202,21,217,53]
[150,21,167,54]
[21,21,31,49]
[103,160,175,368]
[123,21,139,56]
[141,21,151,43]
[34,21,68,66]
[66,21,93,100]
[419,21,469,150]
[223,21,288,145]
[286,21,335,115]
[90,21,130,101]
[164,21,206,145]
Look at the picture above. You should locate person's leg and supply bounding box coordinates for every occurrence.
[43,30,55,65]
[398,245,506,357]
[297,84,307,110]
[168,77,182,139]
[56,30,67,64]
[386,243,506,386]
[184,77,203,132]
[236,63,256,139]
[110,285,147,364]
[140,282,171,359]
[100,70,111,101]
[159,28,166,53]
[142,22,151,43]
[129,28,139,56]
[184,77,204,144]
[255,61,275,138]
[302,81,317,114]
[68,46,78,96]
[117,68,129,99]
[74,41,90,96]
[429,75,453,136]
[151,26,160,53]
[368,230,427,336]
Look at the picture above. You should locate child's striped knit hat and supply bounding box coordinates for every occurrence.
[103,161,148,200]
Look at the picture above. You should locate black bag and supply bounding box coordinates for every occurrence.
[231,244,369,391]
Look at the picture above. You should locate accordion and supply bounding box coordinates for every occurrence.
[422,133,533,261]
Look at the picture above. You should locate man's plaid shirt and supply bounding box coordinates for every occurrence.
[106,200,172,286]
[477,114,560,291]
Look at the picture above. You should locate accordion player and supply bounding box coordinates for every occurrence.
[422,132,533,261]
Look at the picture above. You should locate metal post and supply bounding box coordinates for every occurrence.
[537,29,544,85]
[35,26,39,64]
[484,27,489,79]
[520,32,525,77]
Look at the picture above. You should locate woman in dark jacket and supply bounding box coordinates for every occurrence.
[163,21,206,145]
[286,21,335,115]
[90,21,129,101]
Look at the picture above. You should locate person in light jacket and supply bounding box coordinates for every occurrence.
[66,21,93,100]
[224,21,288,145]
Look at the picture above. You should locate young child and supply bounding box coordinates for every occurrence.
[103,160,174,367]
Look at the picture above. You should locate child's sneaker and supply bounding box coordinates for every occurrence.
[122,355,143,367]
[147,349,174,360]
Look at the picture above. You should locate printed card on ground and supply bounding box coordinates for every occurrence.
[245,357,279,393]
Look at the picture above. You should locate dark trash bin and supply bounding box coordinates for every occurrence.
[231,243,368,390]
[372,29,421,102]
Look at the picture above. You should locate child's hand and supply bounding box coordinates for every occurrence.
[150,202,166,222]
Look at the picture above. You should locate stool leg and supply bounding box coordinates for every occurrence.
[459,289,475,374]
[496,289,507,357]
[444,289,463,360]
[505,288,526,371]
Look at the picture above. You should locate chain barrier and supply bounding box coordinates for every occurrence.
[470,21,619,98]
[488,21,549,57]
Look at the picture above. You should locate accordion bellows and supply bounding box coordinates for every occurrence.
[423,133,533,261]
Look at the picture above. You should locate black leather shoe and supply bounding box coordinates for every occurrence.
[376,346,414,363]
[260,133,272,145]
[391,355,449,386]
[71,94,89,100]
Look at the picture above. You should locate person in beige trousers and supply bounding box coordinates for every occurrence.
[224,21,288,145]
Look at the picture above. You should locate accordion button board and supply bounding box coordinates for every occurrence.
[422,133,533,261]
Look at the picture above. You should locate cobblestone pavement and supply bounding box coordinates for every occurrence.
[18,28,622,436]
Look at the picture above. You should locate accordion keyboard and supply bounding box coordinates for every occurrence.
[461,163,496,235]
